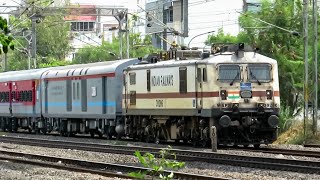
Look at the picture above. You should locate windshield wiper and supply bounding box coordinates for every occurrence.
[250,70,261,85]
[230,72,239,86]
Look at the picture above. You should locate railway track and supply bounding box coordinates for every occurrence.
[304,144,320,148]
[223,146,320,158]
[0,149,221,180]
[1,136,320,174]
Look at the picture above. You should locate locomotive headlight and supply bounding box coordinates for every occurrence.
[220,90,227,100]
[266,90,272,100]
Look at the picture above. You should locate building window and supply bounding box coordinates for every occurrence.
[167,6,173,23]
[71,22,95,31]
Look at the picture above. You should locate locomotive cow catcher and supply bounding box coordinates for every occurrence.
[122,43,280,147]
[0,43,280,148]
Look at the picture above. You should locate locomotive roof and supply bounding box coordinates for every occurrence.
[125,52,278,71]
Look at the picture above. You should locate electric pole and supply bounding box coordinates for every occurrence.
[312,0,318,134]
[303,0,309,139]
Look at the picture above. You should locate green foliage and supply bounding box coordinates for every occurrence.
[74,33,158,64]
[206,28,239,44]
[0,16,14,54]
[129,146,185,180]
[205,0,320,128]
[38,57,71,68]
[36,16,71,60]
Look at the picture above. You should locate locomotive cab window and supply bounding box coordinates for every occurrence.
[218,65,241,82]
[129,73,136,85]
[179,67,187,93]
[247,64,271,83]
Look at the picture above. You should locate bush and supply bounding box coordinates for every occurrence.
[129,146,185,180]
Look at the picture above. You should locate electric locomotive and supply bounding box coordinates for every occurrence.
[121,43,280,147]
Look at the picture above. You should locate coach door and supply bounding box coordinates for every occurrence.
[196,65,207,109]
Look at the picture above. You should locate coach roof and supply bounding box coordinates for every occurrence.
[43,58,139,79]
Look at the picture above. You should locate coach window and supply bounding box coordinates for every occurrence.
[179,67,187,93]
[11,92,16,101]
[5,92,9,102]
[77,82,80,99]
[218,65,240,82]
[147,70,150,92]
[73,82,76,100]
[129,73,136,85]
[28,90,32,101]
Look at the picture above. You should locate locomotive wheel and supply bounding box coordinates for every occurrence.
[98,133,103,138]
[243,145,249,148]
[90,132,95,138]
[106,134,112,140]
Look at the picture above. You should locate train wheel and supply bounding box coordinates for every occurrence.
[243,145,249,148]
[145,136,151,143]
[201,139,208,148]
[154,137,160,144]
[254,144,260,149]
[192,139,197,147]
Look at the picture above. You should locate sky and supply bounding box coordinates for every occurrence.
[186,0,243,47]
[0,0,244,47]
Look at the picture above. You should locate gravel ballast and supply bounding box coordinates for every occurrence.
[1,133,320,179]
[0,160,127,180]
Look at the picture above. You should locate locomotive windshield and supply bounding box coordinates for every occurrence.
[247,64,271,82]
[218,65,241,82]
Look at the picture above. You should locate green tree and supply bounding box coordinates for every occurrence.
[0,17,14,54]
[238,0,305,115]
[73,33,158,64]
[6,1,71,71]
[36,15,71,60]
[206,0,308,115]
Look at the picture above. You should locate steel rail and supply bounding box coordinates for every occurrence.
[222,146,320,158]
[304,144,320,148]
[0,149,226,180]
[1,136,320,174]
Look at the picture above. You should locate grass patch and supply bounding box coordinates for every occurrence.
[273,119,320,145]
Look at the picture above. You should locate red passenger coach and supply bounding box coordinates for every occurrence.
[0,81,12,116]
[12,80,36,106]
